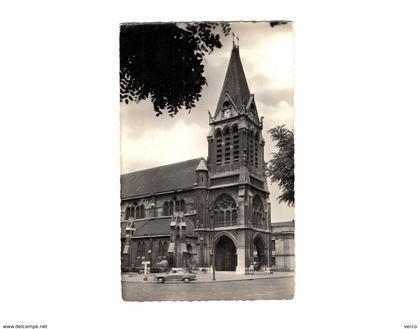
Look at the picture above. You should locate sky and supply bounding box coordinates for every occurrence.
[120,22,294,222]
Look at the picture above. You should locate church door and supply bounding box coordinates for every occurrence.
[253,236,265,271]
[214,236,237,271]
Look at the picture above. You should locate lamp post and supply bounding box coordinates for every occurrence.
[210,250,216,281]
[148,249,152,271]
[136,256,141,272]
[141,256,148,281]
[125,218,136,272]
[199,237,204,267]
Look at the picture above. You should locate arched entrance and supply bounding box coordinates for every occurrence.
[183,243,193,268]
[253,235,265,271]
[214,235,237,271]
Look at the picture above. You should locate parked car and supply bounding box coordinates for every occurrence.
[155,268,197,283]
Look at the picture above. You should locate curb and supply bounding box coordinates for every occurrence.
[122,274,294,284]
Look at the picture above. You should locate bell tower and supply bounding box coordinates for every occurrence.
[206,43,272,274]
[207,44,266,180]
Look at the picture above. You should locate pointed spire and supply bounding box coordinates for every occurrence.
[195,158,208,172]
[216,43,251,113]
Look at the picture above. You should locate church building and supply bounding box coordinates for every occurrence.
[121,44,272,274]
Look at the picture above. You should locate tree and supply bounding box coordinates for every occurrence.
[269,20,291,27]
[266,125,295,207]
[120,22,231,116]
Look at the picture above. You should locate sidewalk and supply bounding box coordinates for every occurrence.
[121,270,295,283]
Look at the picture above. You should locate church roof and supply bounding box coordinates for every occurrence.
[216,45,251,112]
[121,158,205,199]
[134,217,172,237]
[120,218,172,238]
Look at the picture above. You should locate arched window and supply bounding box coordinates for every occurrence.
[232,209,238,224]
[254,132,259,168]
[215,130,222,165]
[163,202,168,216]
[163,201,174,216]
[232,125,239,162]
[252,196,264,228]
[163,202,170,216]
[223,100,231,109]
[225,210,231,223]
[162,241,168,256]
[137,241,146,259]
[214,194,237,227]
[248,130,254,166]
[175,199,185,212]
[214,211,222,226]
[158,241,167,257]
[135,205,140,219]
[140,205,145,218]
[125,207,130,220]
[223,126,231,163]
[127,206,134,219]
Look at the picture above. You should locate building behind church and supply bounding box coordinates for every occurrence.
[120,44,294,274]
[271,221,295,271]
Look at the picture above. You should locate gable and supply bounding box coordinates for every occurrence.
[214,93,239,121]
[245,94,260,124]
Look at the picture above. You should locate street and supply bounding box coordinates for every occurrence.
[122,277,294,301]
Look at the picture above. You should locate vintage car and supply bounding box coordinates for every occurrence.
[155,268,197,283]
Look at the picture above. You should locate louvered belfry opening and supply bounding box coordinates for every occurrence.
[215,129,222,164]
[223,126,231,163]
[232,125,239,162]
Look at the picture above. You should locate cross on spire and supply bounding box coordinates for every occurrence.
[232,33,239,49]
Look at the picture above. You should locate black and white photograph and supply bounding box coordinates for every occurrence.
[2,1,420,327]
[119,21,295,301]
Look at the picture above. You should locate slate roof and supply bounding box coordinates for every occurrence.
[216,46,251,112]
[134,217,172,237]
[121,158,205,199]
[120,218,171,238]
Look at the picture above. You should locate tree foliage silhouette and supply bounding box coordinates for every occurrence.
[266,125,295,207]
[120,23,231,116]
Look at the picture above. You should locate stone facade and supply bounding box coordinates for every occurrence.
[271,221,295,271]
[121,45,277,274]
